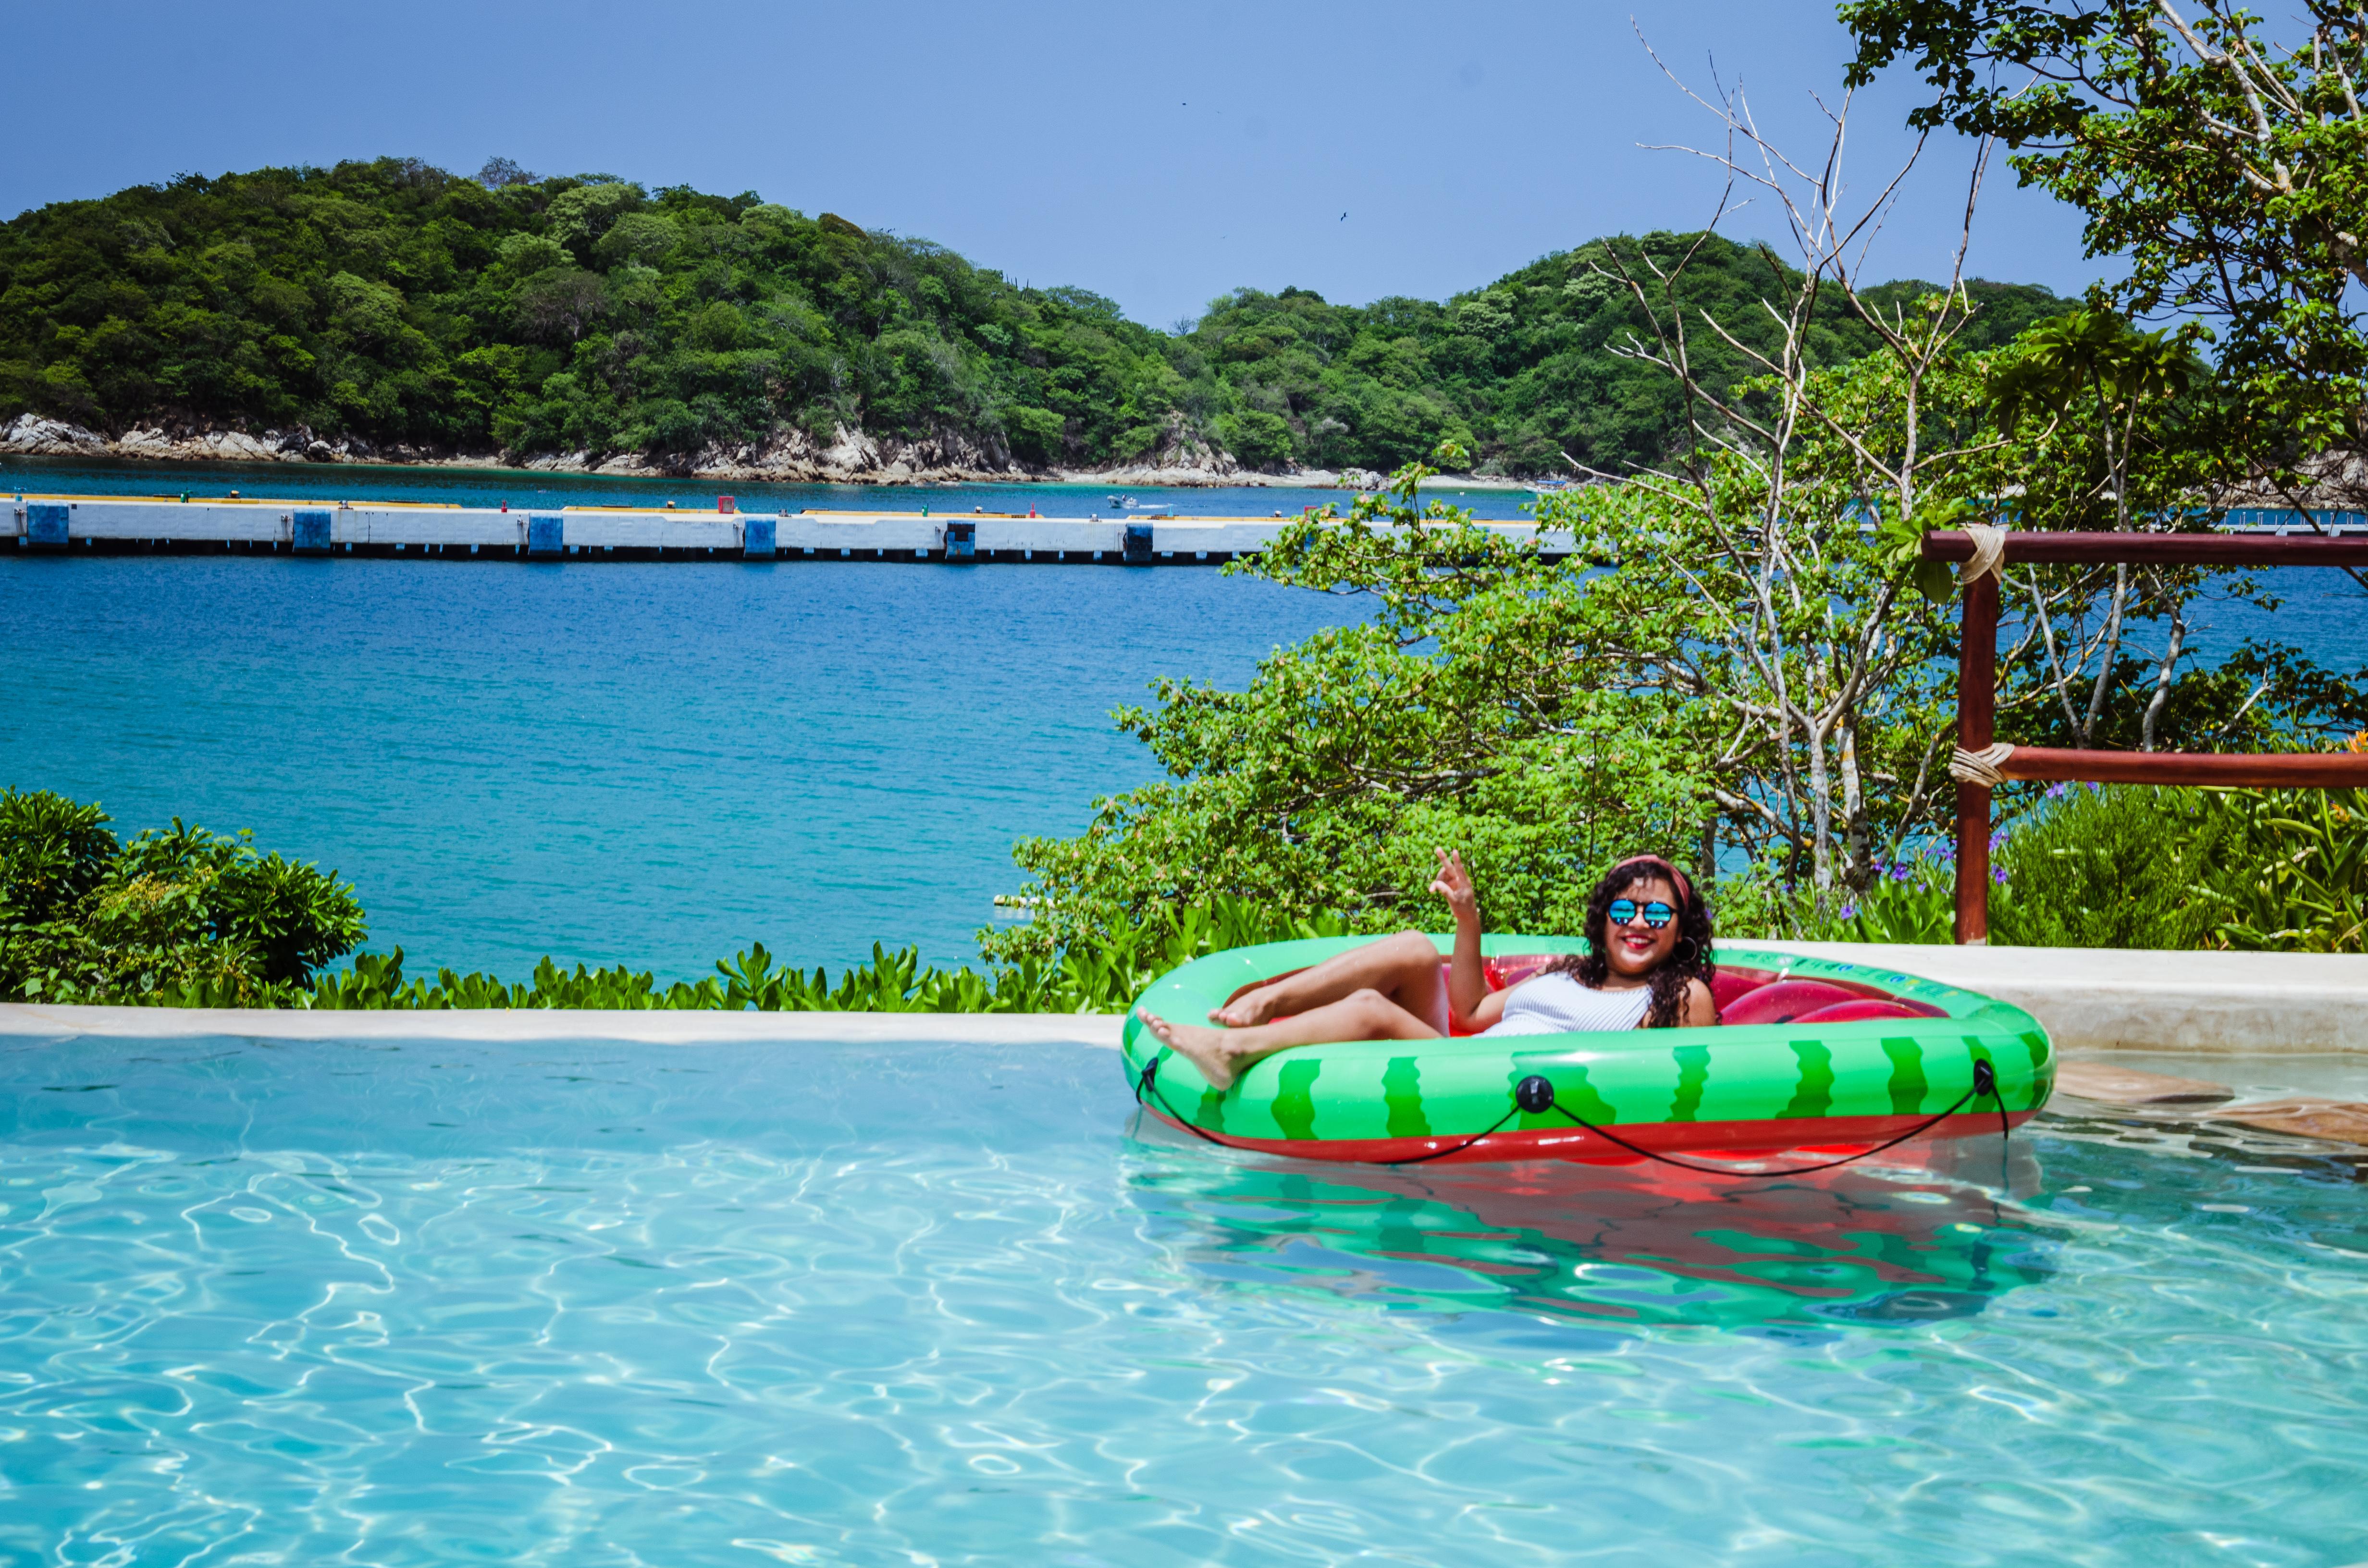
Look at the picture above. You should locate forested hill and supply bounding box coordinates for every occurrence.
[0,157,2064,477]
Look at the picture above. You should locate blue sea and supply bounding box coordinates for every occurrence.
[1,551,1369,980]
[5,456,2363,983]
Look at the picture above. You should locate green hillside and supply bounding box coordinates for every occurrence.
[0,157,2062,476]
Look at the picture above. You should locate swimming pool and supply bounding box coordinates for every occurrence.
[6,1031,2366,1565]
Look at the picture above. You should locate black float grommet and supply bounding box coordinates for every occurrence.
[1516,1075,1556,1114]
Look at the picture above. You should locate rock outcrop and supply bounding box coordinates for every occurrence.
[0,411,1372,489]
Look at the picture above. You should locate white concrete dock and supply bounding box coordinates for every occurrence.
[6,492,1567,564]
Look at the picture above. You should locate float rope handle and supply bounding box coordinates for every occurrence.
[1518,1058,2005,1179]
[1136,1051,2010,1177]
[1133,1051,1525,1163]
[1131,1054,1237,1149]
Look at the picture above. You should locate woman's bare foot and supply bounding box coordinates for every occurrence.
[1136,1008,1249,1090]
[1208,980,1288,1028]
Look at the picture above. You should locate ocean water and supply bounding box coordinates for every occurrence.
[0,554,1365,978]
[5,1029,2367,1566]
[6,455,2363,981]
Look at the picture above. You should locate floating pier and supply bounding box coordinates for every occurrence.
[12,492,2359,564]
[5,493,1560,564]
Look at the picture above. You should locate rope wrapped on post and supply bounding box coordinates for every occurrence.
[1957,523,2009,586]
[1949,742,2016,788]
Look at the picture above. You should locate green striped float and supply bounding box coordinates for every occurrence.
[1122,936,2054,1166]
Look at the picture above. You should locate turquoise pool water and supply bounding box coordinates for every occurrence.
[6,1032,2367,1565]
[0,555,1365,977]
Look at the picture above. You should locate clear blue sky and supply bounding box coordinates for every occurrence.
[9,0,2100,327]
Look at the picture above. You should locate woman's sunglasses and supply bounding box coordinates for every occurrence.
[1607,898,1676,929]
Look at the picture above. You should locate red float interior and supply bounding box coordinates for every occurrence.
[1443,958,1943,1035]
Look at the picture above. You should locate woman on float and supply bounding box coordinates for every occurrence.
[1135,850,1718,1090]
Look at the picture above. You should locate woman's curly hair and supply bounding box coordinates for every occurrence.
[1542,855,1717,1028]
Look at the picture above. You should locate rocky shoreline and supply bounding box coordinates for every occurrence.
[0,414,1464,491]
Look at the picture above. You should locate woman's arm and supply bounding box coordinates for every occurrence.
[1676,978,1719,1028]
[1431,848,1491,1024]
[1463,984,1512,1030]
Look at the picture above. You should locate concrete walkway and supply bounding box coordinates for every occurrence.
[1746,942,2368,1054]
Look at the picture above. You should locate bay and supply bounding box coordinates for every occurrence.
[1,553,1364,980]
[6,456,2361,986]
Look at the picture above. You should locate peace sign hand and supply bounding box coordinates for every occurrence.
[1429,847,1478,921]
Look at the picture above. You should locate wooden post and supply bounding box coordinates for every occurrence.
[1954,573,1998,944]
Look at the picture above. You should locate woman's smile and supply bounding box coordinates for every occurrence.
[1603,877,1680,980]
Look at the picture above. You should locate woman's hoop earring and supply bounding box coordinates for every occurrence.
[1672,938,1699,965]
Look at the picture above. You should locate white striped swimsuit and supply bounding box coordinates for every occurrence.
[1482,973,1653,1037]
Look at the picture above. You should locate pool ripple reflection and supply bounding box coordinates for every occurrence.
[4,1032,2368,1565]
[1126,1152,2058,1331]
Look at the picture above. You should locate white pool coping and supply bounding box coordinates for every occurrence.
[4,944,2364,1057]
[1747,942,2368,1054]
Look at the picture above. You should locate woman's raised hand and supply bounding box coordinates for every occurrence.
[1429,847,1478,920]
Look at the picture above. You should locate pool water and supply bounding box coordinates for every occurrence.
[6,1033,2367,1565]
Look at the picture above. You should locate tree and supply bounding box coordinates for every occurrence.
[992,39,2363,945]
[984,451,1718,963]
[1840,0,2368,519]
[1983,307,2207,748]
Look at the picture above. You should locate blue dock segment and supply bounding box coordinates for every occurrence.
[1122,521,1154,564]
[526,515,565,556]
[742,516,776,559]
[943,520,976,560]
[25,502,67,548]
[292,510,333,552]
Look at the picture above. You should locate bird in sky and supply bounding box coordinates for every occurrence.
[1339,211,1348,221]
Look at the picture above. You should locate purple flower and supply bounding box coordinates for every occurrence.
[1892,862,1913,882]
[1989,828,2008,851]
[1839,902,1859,920]
[2045,782,2068,799]
[1992,865,2009,885]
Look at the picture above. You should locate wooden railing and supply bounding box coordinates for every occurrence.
[1920,528,2368,943]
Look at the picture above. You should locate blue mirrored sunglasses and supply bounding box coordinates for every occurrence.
[1607,898,1676,929]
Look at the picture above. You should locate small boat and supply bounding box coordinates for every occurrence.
[1123,936,2053,1169]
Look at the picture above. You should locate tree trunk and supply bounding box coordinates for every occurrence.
[2141,587,2186,752]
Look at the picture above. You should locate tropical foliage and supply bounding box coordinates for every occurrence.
[993,43,2367,943]
[1171,240,2058,475]
[0,788,366,1005]
[1814,770,2368,953]
[1842,0,2368,508]
[0,786,1352,1011]
[0,157,2059,475]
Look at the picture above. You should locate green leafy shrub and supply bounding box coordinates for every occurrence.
[2189,784,2368,952]
[307,894,1349,1015]
[1779,777,2366,954]
[0,790,366,1004]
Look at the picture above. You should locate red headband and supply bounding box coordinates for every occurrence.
[1608,854,1693,906]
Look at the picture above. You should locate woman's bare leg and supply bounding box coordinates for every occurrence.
[1138,988,1441,1091]
[1211,930,1446,1028]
